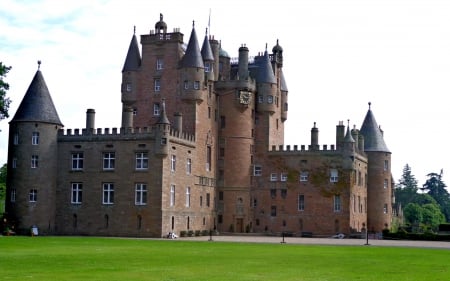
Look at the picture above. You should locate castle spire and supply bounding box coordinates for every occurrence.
[360,103,390,152]
[122,28,141,72]
[180,23,204,68]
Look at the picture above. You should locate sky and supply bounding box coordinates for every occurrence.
[1,0,449,186]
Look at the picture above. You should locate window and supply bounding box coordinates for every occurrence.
[383,203,388,214]
[267,95,273,104]
[71,183,82,204]
[29,189,37,202]
[170,185,175,206]
[135,183,147,205]
[270,189,277,199]
[200,196,203,207]
[72,153,84,170]
[206,193,210,207]
[258,95,263,103]
[270,173,278,181]
[126,83,132,92]
[254,165,262,176]
[186,158,192,174]
[384,160,389,171]
[154,79,161,92]
[103,183,114,204]
[206,146,211,171]
[12,158,17,169]
[133,108,137,115]
[281,189,287,198]
[153,103,160,116]
[13,133,18,145]
[31,155,38,168]
[32,132,39,145]
[281,173,288,182]
[219,191,224,201]
[103,152,115,170]
[330,169,338,183]
[184,80,189,89]
[271,206,277,216]
[205,62,211,72]
[298,194,305,211]
[136,152,148,170]
[384,179,388,189]
[171,155,176,172]
[300,171,309,182]
[219,147,225,158]
[334,195,341,212]
[194,81,200,90]
[186,187,191,207]
[156,58,163,70]
[10,188,16,202]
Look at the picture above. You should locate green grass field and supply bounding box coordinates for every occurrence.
[0,236,448,281]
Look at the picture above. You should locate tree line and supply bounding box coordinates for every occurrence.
[394,164,449,231]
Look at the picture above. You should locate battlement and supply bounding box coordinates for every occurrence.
[269,144,337,153]
[57,126,196,144]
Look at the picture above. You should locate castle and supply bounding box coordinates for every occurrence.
[5,15,393,237]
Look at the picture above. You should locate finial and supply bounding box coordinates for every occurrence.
[192,20,195,28]
[205,27,208,36]
[368,102,371,110]
[37,60,41,70]
[265,43,268,51]
[347,119,350,127]
[133,25,136,35]
[313,121,316,128]
[160,13,163,21]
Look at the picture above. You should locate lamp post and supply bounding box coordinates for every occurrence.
[208,229,213,241]
[364,225,370,246]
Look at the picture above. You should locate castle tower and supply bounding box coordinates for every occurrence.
[359,102,392,232]
[121,27,141,128]
[6,64,63,234]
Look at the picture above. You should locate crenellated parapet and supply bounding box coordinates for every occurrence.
[269,144,337,154]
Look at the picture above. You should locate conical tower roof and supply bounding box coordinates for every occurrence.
[280,69,288,92]
[180,23,204,68]
[157,100,170,125]
[201,30,214,61]
[11,68,63,126]
[256,47,276,84]
[122,31,141,72]
[360,103,390,152]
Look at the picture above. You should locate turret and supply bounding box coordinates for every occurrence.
[121,27,141,112]
[201,29,215,82]
[255,46,277,113]
[154,99,170,157]
[6,63,63,235]
[360,102,392,232]
[180,22,205,103]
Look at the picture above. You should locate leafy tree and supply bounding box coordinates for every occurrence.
[421,171,450,222]
[422,203,445,229]
[0,62,12,120]
[395,164,419,208]
[403,203,423,224]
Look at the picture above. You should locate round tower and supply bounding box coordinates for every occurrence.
[360,103,392,233]
[6,65,63,235]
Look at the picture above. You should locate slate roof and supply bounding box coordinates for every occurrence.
[180,26,204,68]
[201,33,214,61]
[11,70,63,126]
[255,50,276,84]
[360,105,390,152]
[122,34,141,72]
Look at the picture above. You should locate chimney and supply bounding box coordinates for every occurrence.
[86,109,95,130]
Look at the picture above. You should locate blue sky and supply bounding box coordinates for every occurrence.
[1,0,450,185]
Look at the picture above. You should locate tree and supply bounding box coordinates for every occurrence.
[0,62,12,120]
[422,203,445,229]
[403,203,423,225]
[395,164,419,208]
[421,170,450,222]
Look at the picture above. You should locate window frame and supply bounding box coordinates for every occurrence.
[71,183,83,204]
[135,152,149,170]
[31,155,38,168]
[103,152,115,170]
[32,132,39,145]
[29,189,37,202]
[135,183,147,205]
[72,152,84,171]
[102,183,114,205]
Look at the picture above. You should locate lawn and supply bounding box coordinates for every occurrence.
[0,236,448,281]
